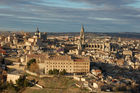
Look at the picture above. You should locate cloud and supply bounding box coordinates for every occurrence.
[0,0,140,32]
[67,0,137,6]
[89,17,118,21]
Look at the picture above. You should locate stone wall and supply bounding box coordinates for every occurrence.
[7,74,20,84]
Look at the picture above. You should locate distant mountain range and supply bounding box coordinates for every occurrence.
[0,31,140,39]
[47,32,140,39]
[102,32,140,39]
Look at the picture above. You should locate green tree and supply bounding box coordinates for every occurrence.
[53,69,59,75]
[7,81,17,93]
[48,69,59,75]
[60,69,66,75]
[29,62,39,73]
[16,75,29,88]
[48,70,53,75]
[27,59,36,69]
[0,82,7,92]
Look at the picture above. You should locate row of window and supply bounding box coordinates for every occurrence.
[74,63,89,65]
[46,62,72,64]
[46,65,72,68]
[46,69,72,71]
[84,45,103,48]
[74,66,89,68]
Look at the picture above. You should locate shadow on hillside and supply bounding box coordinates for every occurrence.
[91,62,140,92]
[92,62,139,81]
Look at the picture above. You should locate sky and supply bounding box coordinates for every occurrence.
[0,0,140,32]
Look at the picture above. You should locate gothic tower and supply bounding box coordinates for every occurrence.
[36,27,39,33]
[80,25,85,45]
[78,25,85,55]
[35,27,41,38]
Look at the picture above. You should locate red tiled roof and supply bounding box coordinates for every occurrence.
[0,50,6,54]
[95,70,102,72]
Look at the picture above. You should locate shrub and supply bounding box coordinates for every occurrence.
[27,59,36,69]
[48,70,53,75]
[60,69,67,75]
[29,62,39,73]
[48,69,67,75]
[53,69,59,75]
[48,69,59,75]
[16,75,29,88]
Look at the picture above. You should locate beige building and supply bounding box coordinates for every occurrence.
[26,54,90,74]
[7,74,20,84]
[123,50,133,56]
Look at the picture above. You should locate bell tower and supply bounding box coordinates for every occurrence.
[35,27,41,38]
[80,25,85,45]
[78,25,85,55]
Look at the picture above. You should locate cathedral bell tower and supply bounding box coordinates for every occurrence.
[36,27,39,33]
[80,25,85,45]
[78,25,85,55]
[35,27,41,38]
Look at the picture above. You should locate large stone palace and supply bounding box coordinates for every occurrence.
[26,53,90,74]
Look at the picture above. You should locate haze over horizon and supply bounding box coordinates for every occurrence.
[0,0,140,32]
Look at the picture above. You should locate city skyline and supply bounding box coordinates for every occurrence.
[0,0,140,32]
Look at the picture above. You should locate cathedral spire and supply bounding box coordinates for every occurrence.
[36,27,39,33]
[35,26,41,38]
[80,25,85,45]
[78,25,85,55]
[81,24,84,33]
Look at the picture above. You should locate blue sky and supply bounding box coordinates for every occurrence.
[0,0,140,32]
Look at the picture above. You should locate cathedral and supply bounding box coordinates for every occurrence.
[77,25,115,55]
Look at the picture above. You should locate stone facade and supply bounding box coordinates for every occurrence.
[26,54,90,74]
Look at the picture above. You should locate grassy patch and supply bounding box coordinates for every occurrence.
[23,76,88,93]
